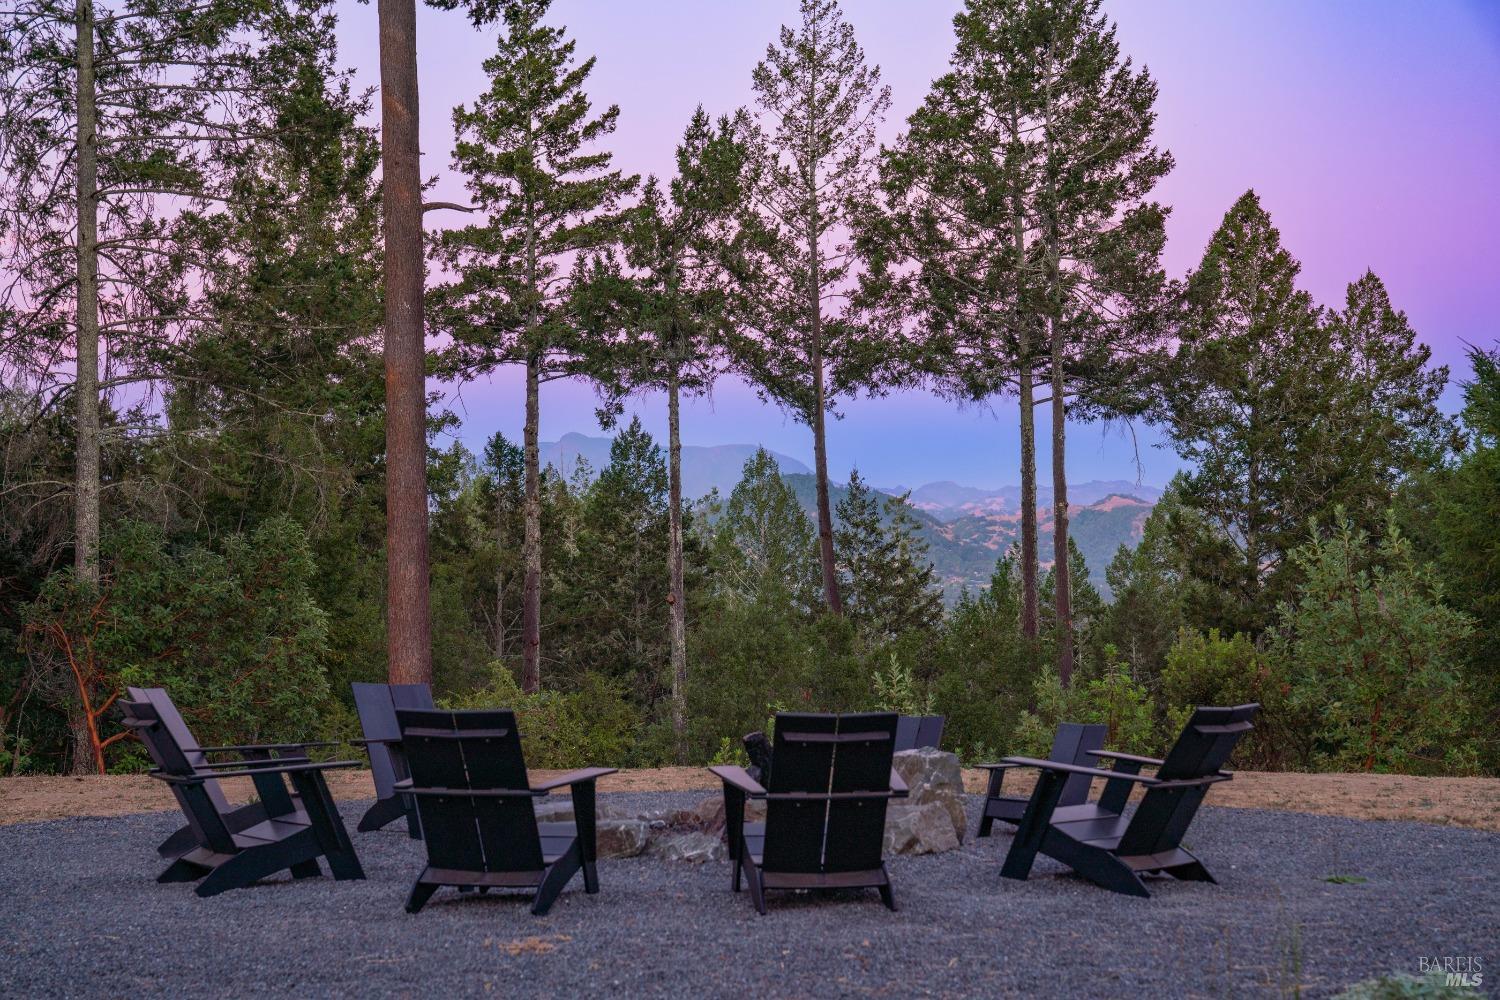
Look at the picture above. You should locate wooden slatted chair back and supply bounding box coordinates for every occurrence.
[824,712,899,874]
[1118,704,1260,857]
[763,712,898,875]
[1052,722,1107,808]
[396,709,544,875]
[353,682,434,799]
[120,697,237,854]
[127,686,236,815]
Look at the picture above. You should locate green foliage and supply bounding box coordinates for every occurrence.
[21,518,331,762]
[1015,655,1158,757]
[836,470,943,641]
[928,558,1042,755]
[442,666,650,769]
[1165,194,1454,637]
[1430,343,1500,768]
[1271,514,1476,773]
[872,653,934,717]
[1161,627,1296,769]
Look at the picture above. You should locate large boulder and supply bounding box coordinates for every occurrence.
[884,746,967,855]
[687,794,766,836]
[883,800,962,855]
[647,830,726,863]
[595,818,651,858]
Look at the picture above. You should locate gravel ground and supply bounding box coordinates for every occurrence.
[1,793,1494,999]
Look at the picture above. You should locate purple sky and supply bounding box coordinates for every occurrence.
[332,0,1500,490]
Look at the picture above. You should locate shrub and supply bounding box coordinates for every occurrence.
[442,667,648,769]
[1161,628,1300,769]
[1271,513,1478,774]
[1013,653,1158,757]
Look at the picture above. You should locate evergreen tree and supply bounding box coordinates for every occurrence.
[431,0,637,691]
[709,449,820,611]
[574,107,751,754]
[1101,490,1187,684]
[1166,192,1452,635]
[863,0,1171,683]
[557,418,673,706]
[1432,344,1500,768]
[733,0,895,617]
[0,0,367,766]
[834,470,942,640]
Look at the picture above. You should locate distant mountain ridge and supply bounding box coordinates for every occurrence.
[541,433,1156,600]
[540,432,810,501]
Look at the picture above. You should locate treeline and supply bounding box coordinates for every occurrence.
[0,0,1495,775]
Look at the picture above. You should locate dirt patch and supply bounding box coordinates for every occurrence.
[2,766,1496,832]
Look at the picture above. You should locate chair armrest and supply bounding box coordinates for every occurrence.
[974,762,1022,771]
[531,767,618,792]
[392,778,545,799]
[199,741,339,753]
[187,756,310,770]
[1000,756,1161,785]
[348,737,401,746]
[1082,749,1165,768]
[154,759,360,784]
[889,769,909,797]
[708,765,767,797]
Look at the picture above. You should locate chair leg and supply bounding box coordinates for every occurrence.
[732,854,742,892]
[532,842,583,916]
[744,862,767,915]
[290,859,321,879]
[405,879,440,914]
[292,771,365,882]
[582,860,599,895]
[158,857,211,883]
[195,842,304,898]
[357,795,408,833]
[878,866,897,912]
[156,824,199,861]
[977,812,995,839]
[1000,770,1068,882]
[1166,857,1217,884]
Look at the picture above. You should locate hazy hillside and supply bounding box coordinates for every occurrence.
[542,433,1154,602]
[540,432,810,499]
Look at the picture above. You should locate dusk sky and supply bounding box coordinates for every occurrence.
[333,0,1500,491]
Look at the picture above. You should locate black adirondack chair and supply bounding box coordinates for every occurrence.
[975,722,1106,837]
[710,712,908,915]
[395,708,617,915]
[119,696,365,897]
[894,714,946,752]
[1000,704,1260,897]
[126,686,337,861]
[350,681,435,836]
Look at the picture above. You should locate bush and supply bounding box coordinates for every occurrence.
[1333,972,1483,999]
[1272,514,1477,774]
[442,667,651,769]
[1161,628,1300,769]
[1013,653,1158,757]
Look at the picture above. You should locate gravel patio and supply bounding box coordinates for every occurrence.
[1,792,1494,998]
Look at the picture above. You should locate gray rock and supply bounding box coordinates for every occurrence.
[883,800,962,855]
[880,747,967,855]
[648,830,726,863]
[595,818,651,858]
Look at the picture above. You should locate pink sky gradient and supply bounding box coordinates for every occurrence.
[331,0,1500,489]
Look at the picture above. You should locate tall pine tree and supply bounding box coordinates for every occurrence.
[834,470,943,641]
[733,0,895,617]
[863,0,1171,684]
[431,0,636,691]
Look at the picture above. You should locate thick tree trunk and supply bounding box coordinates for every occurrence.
[520,357,542,693]
[1017,355,1039,640]
[666,374,688,760]
[72,0,101,776]
[1050,320,1073,686]
[377,0,432,686]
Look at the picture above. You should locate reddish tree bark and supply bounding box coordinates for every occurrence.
[378,0,432,685]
